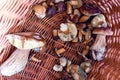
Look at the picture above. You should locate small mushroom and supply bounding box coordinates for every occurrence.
[70,0,83,8]
[30,54,41,62]
[55,48,66,56]
[67,64,87,80]
[91,14,107,28]
[53,29,58,36]
[60,57,67,67]
[67,60,72,67]
[67,2,72,14]
[80,3,101,16]
[72,73,81,80]
[6,32,45,49]
[72,15,80,23]
[55,0,64,3]
[72,37,78,43]
[82,46,90,56]
[80,60,92,73]
[84,29,91,41]
[42,2,48,8]
[79,15,90,23]
[92,28,113,35]
[77,24,86,42]
[67,64,79,73]
[58,23,78,41]
[70,14,74,20]
[33,5,46,18]
[74,9,81,17]
[46,6,57,17]
[57,2,66,12]
[78,31,83,42]
[53,64,63,72]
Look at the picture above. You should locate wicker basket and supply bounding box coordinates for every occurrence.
[0,0,120,80]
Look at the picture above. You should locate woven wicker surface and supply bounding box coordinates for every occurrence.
[0,0,120,80]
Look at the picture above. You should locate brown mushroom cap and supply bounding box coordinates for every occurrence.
[6,32,46,49]
[33,5,46,15]
[92,28,113,35]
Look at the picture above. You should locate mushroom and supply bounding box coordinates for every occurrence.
[80,60,92,73]
[70,0,83,8]
[92,28,113,54]
[67,1,72,14]
[67,64,80,73]
[67,64,87,80]
[33,5,46,18]
[41,2,48,8]
[74,9,81,17]
[84,29,91,41]
[57,2,66,12]
[30,54,41,62]
[72,37,78,43]
[58,23,78,41]
[6,32,45,49]
[77,24,86,42]
[53,29,58,36]
[0,32,45,76]
[91,14,107,28]
[80,3,101,16]
[72,15,80,23]
[79,15,90,23]
[82,46,90,56]
[53,64,63,72]
[55,48,66,56]
[55,0,64,3]
[60,57,67,67]
[46,6,57,17]
[1,32,45,76]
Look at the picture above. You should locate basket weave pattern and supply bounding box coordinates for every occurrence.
[0,0,120,80]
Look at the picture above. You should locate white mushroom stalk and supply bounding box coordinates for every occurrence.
[91,35,107,61]
[0,49,30,76]
[58,23,78,41]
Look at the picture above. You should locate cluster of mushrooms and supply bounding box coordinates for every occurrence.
[33,0,113,80]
